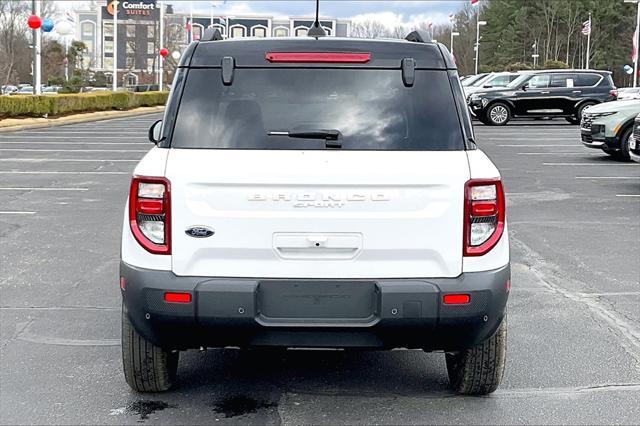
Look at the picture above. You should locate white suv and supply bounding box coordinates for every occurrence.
[120,30,510,395]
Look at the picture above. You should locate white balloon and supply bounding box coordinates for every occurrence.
[56,20,74,36]
[171,50,181,60]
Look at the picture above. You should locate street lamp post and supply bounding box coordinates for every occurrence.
[33,0,42,95]
[475,20,487,75]
[112,0,118,91]
[450,31,459,57]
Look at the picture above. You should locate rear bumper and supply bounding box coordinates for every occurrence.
[120,262,510,351]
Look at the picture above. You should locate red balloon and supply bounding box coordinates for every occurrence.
[159,48,169,58]
[27,15,41,30]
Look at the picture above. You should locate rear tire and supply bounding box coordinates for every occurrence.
[122,307,179,392]
[445,317,507,395]
[485,103,511,126]
[573,101,597,124]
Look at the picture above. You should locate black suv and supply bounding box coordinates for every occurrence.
[468,69,617,125]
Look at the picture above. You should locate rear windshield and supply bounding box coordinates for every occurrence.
[170,68,464,151]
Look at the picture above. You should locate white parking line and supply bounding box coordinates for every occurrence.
[0,136,146,139]
[0,149,149,153]
[0,211,36,215]
[543,163,638,166]
[576,176,640,180]
[0,187,88,191]
[499,144,578,147]
[0,171,128,175]
[517,152,595,155]
[615,194,640,198]
[0,142,144,145]
[14,131,145,135]
[0,158,139,162]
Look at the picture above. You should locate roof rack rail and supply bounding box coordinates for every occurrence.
[405,30,431,43]
[201,28,224,42]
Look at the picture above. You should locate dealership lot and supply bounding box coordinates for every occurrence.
[0,114,639,424]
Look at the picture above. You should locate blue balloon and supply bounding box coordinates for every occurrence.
[41,18,54,32]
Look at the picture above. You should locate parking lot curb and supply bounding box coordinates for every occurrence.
[0,106,165,133]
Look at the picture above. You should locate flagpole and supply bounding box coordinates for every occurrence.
[159,0,164,90]
[634,2,640,87]
[112,1,118,91]
[585,12,591,69]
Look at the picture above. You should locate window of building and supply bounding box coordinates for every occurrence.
[104,57,113,69]
[252,26,267,37]
[148,25,155,39]
[295,27,308,37]
[84,40,94,53]
[126,42,135,55]
[147,42,155,55]
[126,57,134,68]
[126,24,135,38]
[125,73,138,86]
[273,27,288,37]
[81,22,94,38]
[104,40,114,54]
[147,58,155,72]
[230,25,246,38]
[103,23,113,38]
[105,73,113,84]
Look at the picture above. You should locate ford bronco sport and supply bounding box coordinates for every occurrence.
[120,29,510,395]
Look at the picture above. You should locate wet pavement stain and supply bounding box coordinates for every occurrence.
[126,400,176,422]
[212,396,277,418]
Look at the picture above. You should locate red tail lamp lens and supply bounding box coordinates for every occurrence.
[136,198,164,215]
[443,294,471,305]
[265,52,371,63]
[164,292,191,304]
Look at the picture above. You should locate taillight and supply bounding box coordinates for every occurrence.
[463,179,505,256]
[129,176,171,254]
[610,88,618,98]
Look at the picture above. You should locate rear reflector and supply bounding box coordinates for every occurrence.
[119,277,126,291]
[136,198,164,215]
[164,292,191,304]
[265,52,371,63]
[443,294,471,305]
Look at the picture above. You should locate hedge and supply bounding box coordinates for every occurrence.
[0,91,169,119]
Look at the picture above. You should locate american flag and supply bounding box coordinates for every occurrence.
[581,19,591,36]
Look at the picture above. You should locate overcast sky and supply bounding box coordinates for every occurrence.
[60,1,468,30]
[175,1,466,28]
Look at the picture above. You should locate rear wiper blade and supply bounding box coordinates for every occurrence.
[268,129,341,141]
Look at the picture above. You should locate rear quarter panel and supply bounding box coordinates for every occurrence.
[463,150,510,273]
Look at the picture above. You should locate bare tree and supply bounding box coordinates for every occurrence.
[0,0,29,86]
[350,20,390,39]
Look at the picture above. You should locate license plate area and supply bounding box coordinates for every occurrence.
[257,280,378,326]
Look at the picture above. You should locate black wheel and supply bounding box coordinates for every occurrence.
[574,101,597,123]
[613,126,633,161]
[122,307,179,392]
[446,317,507,395]
[485,103,511,126]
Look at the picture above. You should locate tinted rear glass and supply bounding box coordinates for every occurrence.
[171,68,464,150]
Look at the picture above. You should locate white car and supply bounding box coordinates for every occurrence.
[463,72,520,100]
[120,31,510,395]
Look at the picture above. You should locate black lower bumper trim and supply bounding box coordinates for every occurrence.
[120,262,510,351]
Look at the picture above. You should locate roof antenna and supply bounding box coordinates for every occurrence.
[307,0,326,37]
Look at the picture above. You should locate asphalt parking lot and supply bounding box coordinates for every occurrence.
[1,114,639,424]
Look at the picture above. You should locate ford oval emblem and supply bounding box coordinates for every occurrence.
[185,226,215,238]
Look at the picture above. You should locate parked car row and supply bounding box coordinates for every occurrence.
[464,69,618,126]
[1,85,61,95]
